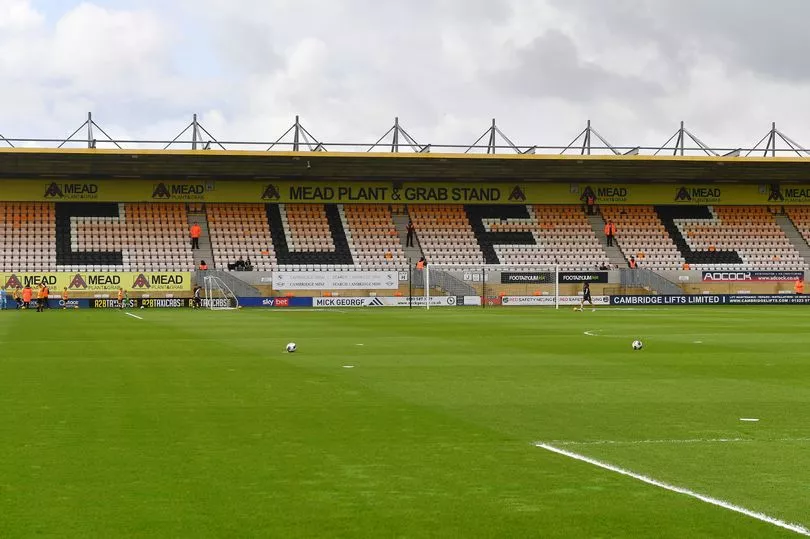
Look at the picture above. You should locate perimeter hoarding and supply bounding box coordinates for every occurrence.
[610,294,810,305]
[1,272,191,292]
[272,271,399,290]
[0,179,804,205]
[701,271,804,282]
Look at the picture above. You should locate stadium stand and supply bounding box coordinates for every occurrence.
[601,206,684,270]
[409,205,485,266]
[340,205,406,269]
[208,204,276,271]
[62,203,193,272]
[207,203,406,270]
[785,207,810,248]
[602,205,805,270]
[2,201,807,274]
[682,206,803,270]
[0,202,56,272]
[410,204,609,269]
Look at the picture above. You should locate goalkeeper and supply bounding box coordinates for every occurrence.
[575,282,595,312]
[192,285,202,308]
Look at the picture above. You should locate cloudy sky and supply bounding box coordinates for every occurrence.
[1,0,809,153]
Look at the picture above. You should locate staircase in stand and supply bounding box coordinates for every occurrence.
[775,214,810,268]
[187,204,213,273]
[587,214,627,268]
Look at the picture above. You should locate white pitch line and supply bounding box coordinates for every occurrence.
[535,442,810,537]
[125,312,144,320]
[546,437,810,447]
[548,438,749,447]
[583,330,601,337]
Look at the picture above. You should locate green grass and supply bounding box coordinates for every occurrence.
[1,306,809,538]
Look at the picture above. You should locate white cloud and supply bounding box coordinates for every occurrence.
[1,0,810,152]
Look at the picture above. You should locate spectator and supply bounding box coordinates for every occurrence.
[416,256,426,270]
[586,194,595,215]
[190,223,202,250]
[384,250,393,260]
[244,257,253,271]
[629,256,637,269]
[406,220,416,247]
[198,260,208,271]
[604,220,617,247]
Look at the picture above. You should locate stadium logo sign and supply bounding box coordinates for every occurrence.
[558,271,608,283]
[151,182,205,200]
[140,298,186,308]
[767,184,810,203]
[4,273,58,287]
[580,185,628,203]
[4,274,23,289]
[132,273,151,289]
[43,181,99,200]
[262,298,290,307]
[702,272,753,282]
[91,298,138,309]
[68,274,88,289]
[313,297,369,307]
[131,273,186,289]
[508,186,526,202]
[500,272,552,284]
[701,270,803,282]
[261,184,281,201]
[675,186,721,203]
[767,184,785,202]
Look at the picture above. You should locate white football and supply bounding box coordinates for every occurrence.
[632,340,643,350]
[286,342,297,353]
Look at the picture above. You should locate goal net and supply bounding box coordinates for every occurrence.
[422,264,560,309]
[203,275,239,310]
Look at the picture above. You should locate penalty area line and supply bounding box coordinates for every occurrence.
[535,443,810,537]
[125,312,144,320]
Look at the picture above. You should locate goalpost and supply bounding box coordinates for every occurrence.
[203,275,239,310]
[423,264,560,309]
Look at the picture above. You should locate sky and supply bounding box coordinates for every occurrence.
[1,0,810,153]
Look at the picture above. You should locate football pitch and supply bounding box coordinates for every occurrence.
[1,306,809,538]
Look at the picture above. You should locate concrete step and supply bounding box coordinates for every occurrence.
[775,214,810,267]
[187,205,214,268]
[587,214,627,267]
[392,211,424,264]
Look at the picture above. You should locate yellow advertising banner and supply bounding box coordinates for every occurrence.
[0,178,803,205]
[1,272,191,292]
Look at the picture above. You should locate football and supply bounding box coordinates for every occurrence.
[632,340,643,350]
[286,342,297,353]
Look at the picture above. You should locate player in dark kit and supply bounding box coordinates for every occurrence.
[576,282,595,312]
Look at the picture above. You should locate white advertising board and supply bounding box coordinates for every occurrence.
[273,271,399,290]
[312,296,482,308]
[500,295,609,306]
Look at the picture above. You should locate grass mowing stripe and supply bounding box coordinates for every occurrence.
[536,443,810,537]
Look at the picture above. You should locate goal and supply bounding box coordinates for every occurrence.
[203,275,239,310]
[423,264,560,309]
